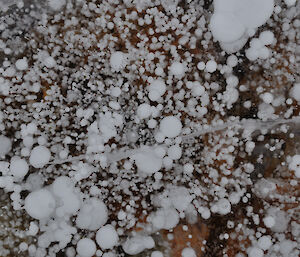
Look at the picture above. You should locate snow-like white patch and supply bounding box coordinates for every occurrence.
[211,12,245,43]
[226,55,238,67]
[279,240,297,256]
[261,92,274,104]
[27,222,39,236]
[155,67,164,76]
[0,0,298,256]
[19,242,28,251]
[72,162,94,181]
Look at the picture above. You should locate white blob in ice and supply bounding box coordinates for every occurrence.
[123,236,155,255]
[10,157,29,179]
[44,56,56,68]
[151,208,179,230]
[151,251,163,257]
[51,176,81,216]
[290,83,300,102]
[76,238,96,257]
[15,58,28,71]
[24,189,56,220]
[137,103,152,119]
[0,136,11,156]
[96,225,119,250]
[132,148,163,175]
[210,12,245,43]
[148,79,166,101]
[170,62,185,77]
[257,235,272,250]
[167,145,182,160]
[205,60,217,73]
[29,146,51,168]
[247,247,264,257]
[76,198,108,231]
[48,0,66,10]
[210,0,274,52]
[181,247,197,257]
[160,116,182,138]
[110,51,127,71]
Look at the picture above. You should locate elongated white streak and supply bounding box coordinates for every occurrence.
[48,117,300,166]
[182,116,300,141]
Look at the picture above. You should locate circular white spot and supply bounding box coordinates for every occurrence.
[160,116,182,138]
[206,60,217,73]
[76,238,96,257]
[151,251,163,257]
[29,146,51,168]
[96,225,119,249]
[110,51,126,71]
[210,12,245,43]
[133,150,163,175]
[76,198,108,231]
[170,62,185,77]
[167,145,182,160]
[24,189,55,220]
[44,56,56,68]
[137,103,151,119]
[15,58,28,71]
[10,157,29,179]
[148,79,166,101]
[263,216,275,228]
[181,247,196,257]
[248,247,264,257]
[258,235,272,250]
